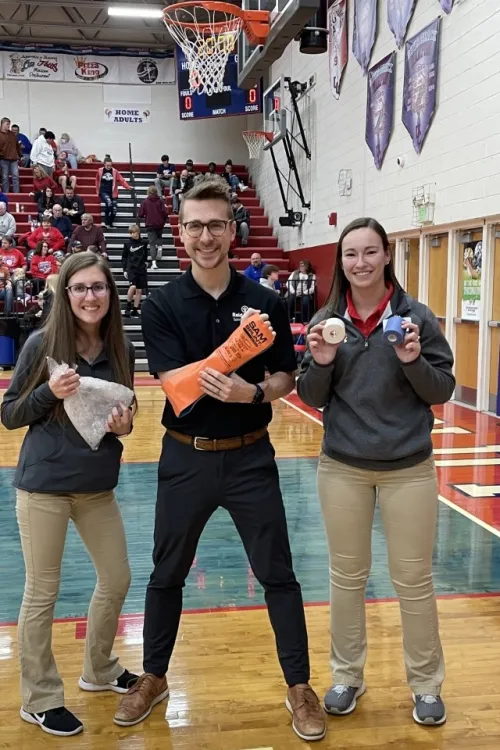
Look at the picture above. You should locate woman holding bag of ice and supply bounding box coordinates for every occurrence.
[1,253,138,737]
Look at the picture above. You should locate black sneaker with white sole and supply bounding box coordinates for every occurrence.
[78,668,139,695]
[413,694,447,726]
[20,706,83,736]
[324,683,366,715]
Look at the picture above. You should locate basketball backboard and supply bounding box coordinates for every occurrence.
[263,75,287,148]
[237,0,320,88]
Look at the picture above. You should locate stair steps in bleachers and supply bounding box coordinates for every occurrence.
[7,162,290,372]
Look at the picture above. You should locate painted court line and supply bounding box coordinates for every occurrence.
[438,494,500,539]
[433,445,500,455]
[280,395,323,426]
[432,427,471,435]
[435,458,500,467]
[281,396,500,540]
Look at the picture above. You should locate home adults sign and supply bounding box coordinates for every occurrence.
[104,107,151,124]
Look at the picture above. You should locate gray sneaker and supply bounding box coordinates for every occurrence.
[413,694,446,726]
[324,683,366,715]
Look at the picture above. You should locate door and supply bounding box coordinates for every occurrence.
[454,230,482,407]
[427,235,448,333]
[406,238,420,299]
[488,233,500,412]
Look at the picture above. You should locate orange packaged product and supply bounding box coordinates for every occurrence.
[162,313,275,417]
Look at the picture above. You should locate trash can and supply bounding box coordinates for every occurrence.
[0,318,20,368]
[0,335,15,366]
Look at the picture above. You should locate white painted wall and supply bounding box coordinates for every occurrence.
[1,79,249,164]
[251,0,500,249]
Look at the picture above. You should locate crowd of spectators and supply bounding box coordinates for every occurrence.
[0,123,317,322]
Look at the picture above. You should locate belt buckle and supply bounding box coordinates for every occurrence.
[193,436,214,451]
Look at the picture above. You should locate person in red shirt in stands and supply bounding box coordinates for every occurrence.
[0,236,26,272]
[27,218,65,252]
[0,236,27,300]
[53,154,77,193]
[30,240,59,294]
[32,166,58,200]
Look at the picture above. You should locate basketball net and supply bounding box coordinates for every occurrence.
[242,131,270,159]
[165,6,243,96]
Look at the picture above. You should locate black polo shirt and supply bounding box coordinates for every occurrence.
[141,265,297,438]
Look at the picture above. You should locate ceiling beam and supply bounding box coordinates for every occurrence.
[0,0,163,10]
[0,18,169,34]
[0,33,172,49]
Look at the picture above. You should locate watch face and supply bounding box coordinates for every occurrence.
[254,385,264,404]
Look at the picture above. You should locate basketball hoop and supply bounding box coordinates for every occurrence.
[163,1,270,96]
[242,130,272,159]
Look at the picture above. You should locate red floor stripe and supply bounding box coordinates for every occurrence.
[1,592,499,631]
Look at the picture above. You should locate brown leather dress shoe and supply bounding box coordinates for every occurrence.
[113,673,169,727]
[286,683,326,741]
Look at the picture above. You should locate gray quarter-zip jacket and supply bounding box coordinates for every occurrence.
[297,288,455,471]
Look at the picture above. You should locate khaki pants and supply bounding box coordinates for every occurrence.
[16,490,131,713]
[317,454,445,694]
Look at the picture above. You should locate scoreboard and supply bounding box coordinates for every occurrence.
[176,48,261,120]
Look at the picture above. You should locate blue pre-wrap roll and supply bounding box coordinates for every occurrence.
[383,316,405,345]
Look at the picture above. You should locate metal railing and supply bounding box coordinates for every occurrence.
[128,142,139,221]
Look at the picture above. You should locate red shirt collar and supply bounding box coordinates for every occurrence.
[346,282,394,338]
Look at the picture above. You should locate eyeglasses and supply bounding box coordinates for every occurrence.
[66,282,110,298]
[182,220,232,238]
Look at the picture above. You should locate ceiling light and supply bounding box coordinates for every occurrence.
[108,6,163,19]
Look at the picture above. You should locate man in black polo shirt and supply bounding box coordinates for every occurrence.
[115,178,326,742]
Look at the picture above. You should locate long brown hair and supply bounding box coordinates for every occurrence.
[322,217,402,315]
[34,240,49,256]
[14,252,133,419]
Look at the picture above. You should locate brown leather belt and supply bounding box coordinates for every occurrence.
[168,427,268,452]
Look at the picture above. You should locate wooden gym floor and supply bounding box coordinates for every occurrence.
[1,376,500,748]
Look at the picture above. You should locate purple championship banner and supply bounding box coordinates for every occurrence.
[328,0,348,99]
[387,0,417,49]
[440,0,454,13]
[366,52,396,170]
[402,17,441,154]
[352,0,377,75]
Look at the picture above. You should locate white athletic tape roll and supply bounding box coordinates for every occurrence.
[322,318,346,344]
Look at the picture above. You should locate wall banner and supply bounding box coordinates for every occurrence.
[104,107,151,124]
[4,51,64,81]
[352,0,378,75]
[387,0,417,49]
[461,241,482,321]
[328,0,348,99]
[366,52,396,170]
[2,50,175,85]
[402,17,441,154]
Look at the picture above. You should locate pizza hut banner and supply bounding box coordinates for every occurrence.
[2,50,175,84]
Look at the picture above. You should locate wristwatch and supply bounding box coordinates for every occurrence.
[252,384,265,405]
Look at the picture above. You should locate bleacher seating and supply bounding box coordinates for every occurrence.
[2,160,292,370]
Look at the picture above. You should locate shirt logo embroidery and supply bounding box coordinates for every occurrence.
[232,305,249,322]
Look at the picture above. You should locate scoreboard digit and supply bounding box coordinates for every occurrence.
[177,47,261,120]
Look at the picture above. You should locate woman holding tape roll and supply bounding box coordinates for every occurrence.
[297,217,455,727]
